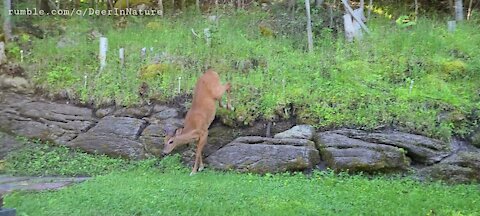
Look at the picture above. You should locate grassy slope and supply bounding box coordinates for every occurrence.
[12,10,480,141]
[5,156,480,216]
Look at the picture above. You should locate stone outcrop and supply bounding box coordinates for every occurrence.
[0,63,32,93]
[471,130,480,148]
[419,151,480,184]
[206,136,320,174]
[0,93,95,145]
[317,129,451,165]
[2,89,480,183]
[274,124,315,140]
[315,131,410,172]
[67,116,146,159]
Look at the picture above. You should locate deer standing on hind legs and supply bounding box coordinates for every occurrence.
[163,69,232,176]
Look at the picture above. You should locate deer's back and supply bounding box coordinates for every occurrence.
[183,70,221,131]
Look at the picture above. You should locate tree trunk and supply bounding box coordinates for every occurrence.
[367,0,372,19]
[467,0,474,20]
[288,0,295,18]
[455,0,464,21]
[3,0,13,41]
[305,0,313,53]
[414,0,418,21]
[107,0,114,9]
[180,0,185,11]
[38,0,52,12]
[448,0,454,16]
[158,0,164,16]
[314,0,323,8]
[328,2,333,27]
[0,42,6,64]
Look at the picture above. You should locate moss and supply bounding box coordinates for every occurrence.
[217,108,237,127]
[440,60,467,79]
[146,22,162,30]
[471,131,480,148]
[138,63,176,80]
[0,160,5,172]
[285,157,309,171]
[259,24,275,37]
[422,164,477,184]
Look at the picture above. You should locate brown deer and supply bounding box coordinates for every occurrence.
[163,69,231,175]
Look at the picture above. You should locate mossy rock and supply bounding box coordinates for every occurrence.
[114,0,153,9]
[146,22,162,30]
[138,63,176,80]
[471,131,480,148]
[0,160,5,172]
[445,110,466,123]
[259,24,275,37]
[440,60,467,79]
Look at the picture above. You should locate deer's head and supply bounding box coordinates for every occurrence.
[163,127,183,154]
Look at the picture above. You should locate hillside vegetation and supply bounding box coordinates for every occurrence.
[4,8,480,141]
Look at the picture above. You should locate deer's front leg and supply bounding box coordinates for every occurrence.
[216,83,233,111]
[190,131,208,176]
[225,83,233,111]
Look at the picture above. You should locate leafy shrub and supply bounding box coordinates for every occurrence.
[46,66,79,87]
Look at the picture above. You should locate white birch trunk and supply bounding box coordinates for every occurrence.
[99,37,108,71]
[305,0,314,53]
[119,48,125,67]
[467,0,473,20]
[414,0,418,21]
[158,0,164,16]
[342,0,370,34]
[3,0,13,41]
[141,47,147,60]
[0,42,6,64]
[367,0,372,19]
[455,0,464,21]
[344,14,354,42]
[448,20,456,32]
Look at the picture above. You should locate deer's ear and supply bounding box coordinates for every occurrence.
[175,128,183,136]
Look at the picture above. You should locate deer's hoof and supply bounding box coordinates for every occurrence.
[198,165,205,172]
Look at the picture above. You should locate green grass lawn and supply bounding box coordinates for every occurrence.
[5,156,480,216]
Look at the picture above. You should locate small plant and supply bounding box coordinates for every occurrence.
[396,15,416,28]
[46,66,79,87]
